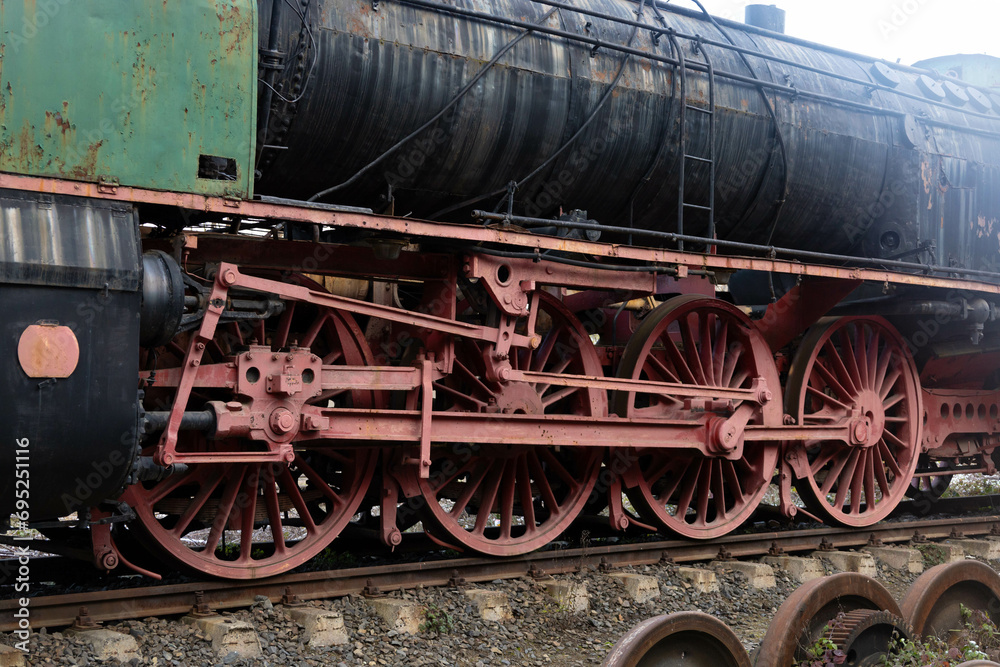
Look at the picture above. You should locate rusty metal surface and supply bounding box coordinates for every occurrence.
[603,612,750,667]
[901,560,1000,638]
[0,0,256,197]
[755,573,902,667]
[7,173,1000,298]
[16,325,80,379]
[825,610,913,667]
[3,514,999,632]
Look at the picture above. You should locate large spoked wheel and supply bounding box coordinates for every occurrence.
[128,278,380,578]
[612,296,780,540]
[405,292,605,556]
[786,316,921,527]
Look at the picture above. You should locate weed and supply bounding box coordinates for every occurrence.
[420,604,454,635]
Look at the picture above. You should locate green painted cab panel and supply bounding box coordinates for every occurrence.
[0,0,257,198]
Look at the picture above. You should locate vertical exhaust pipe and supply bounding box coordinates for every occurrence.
[745,4,786,34]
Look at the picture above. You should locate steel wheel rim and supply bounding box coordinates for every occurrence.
[411,292,605,556]
[603,612,751,667]
[787,316,921,527]
[901,560,1000,638]
[614,296,780,539]
[755,573,902,667]
[129,279,379,578]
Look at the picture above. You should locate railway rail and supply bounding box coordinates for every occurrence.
[6,513,1000,633]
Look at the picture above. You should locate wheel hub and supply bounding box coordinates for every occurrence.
[849,391,886,447]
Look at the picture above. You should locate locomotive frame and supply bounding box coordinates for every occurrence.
[4,0,1000,581]
[5,168,1000,578]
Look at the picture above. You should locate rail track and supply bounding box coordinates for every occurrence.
[6,511,1000,634]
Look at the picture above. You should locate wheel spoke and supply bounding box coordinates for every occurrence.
[865,328,880,391]
[147,466,200,505]
[448,462,490,518]
[873,451,891,497]
[434,381,489,409]
[824,339,859,396]
[711,459,727,522]
[809,447,840,476]
[528,450,561,517]
[204,465,246,556]
[720,342,744,388]
[812,358,854,404]
[409,292,603,556]
[679,314,709,386]
[239,465,260,560]
[833,449,861,511]
[472,463,504,535]
[661,333,700,386]
[878,438,904,477]
[839,327,865,391]
[863,449,877,510]
[820,450,852,497]
[170,472,225,537]
[790,318,918,527]
[498,460,517,539]
[299,312,329,349]
[538,447,577,490]
[722,459,744,507]
[516,456,537,532]
[699,313,716,387]
[430,457,479,494]
[262,465,287,553]
[806,384,853,413]
[277,466,318,532]
[879,367,903,401]
[854,325,870,390]
[673,459,703,520]
[532,325,565,373]
[849,450,866,514]
[453,357,494,399]
[694,461,713,526]
[711,319,729,386]
[273,301,297,349]
[542,385,580,408]
[296,458,344,508]
[135,280,379,578]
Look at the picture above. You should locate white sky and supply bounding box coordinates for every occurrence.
[674,0,998,65]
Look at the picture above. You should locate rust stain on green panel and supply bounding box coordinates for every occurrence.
[0,0,258,198]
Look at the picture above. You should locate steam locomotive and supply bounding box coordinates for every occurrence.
[3,0,1000,579]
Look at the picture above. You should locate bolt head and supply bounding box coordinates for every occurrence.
[270,408,297,434]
